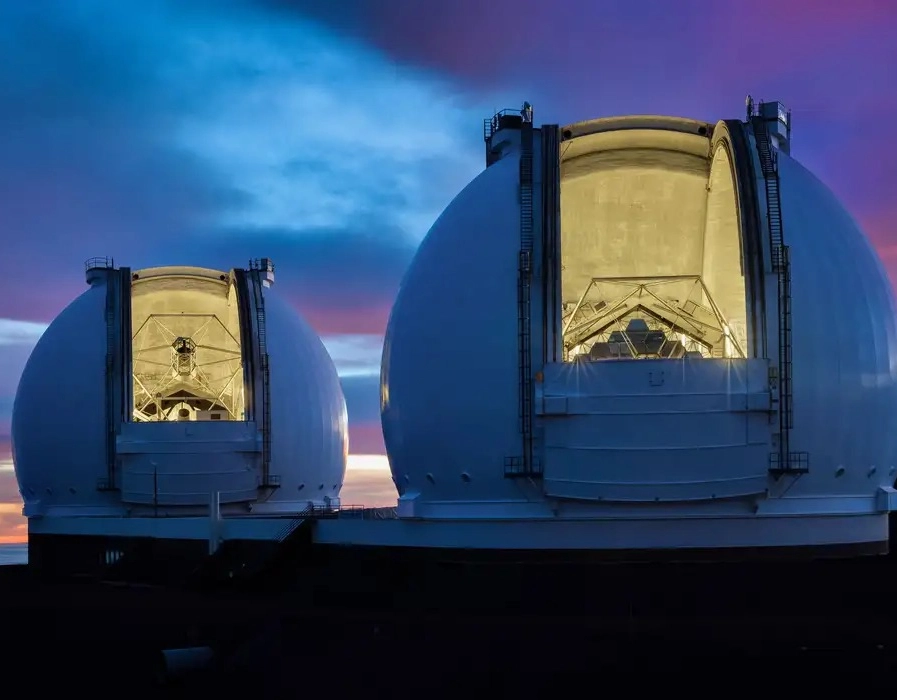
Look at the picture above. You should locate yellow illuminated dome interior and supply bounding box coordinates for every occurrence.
[130,266,246,422]
[560,123,746,361]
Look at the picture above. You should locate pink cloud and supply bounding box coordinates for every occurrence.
[736,0,896,30]
[0,344,32,399]
[0,471,17,506]
[349,421,385,456]
[295,301,392,337]
[0,282,84,324]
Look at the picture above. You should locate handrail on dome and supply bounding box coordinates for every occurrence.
[484,104,533,142]
[248,258,275,273]
[84,256,114,273]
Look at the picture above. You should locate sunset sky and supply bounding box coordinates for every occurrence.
[1,0,895,543]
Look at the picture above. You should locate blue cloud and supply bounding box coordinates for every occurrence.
[0,0,484,325]
[0,321,47,347]
[198,225,416,323]
[340,375,382,425]
[324,335,383,378]
[0,0,493,455]
[0,343,32,435]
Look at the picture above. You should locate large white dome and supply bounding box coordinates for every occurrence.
[381,108,897,521]
[381,155,522,505]
[13,259,347,517]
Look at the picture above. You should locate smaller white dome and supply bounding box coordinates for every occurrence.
[12,260,347,516]
[263,288,348,508]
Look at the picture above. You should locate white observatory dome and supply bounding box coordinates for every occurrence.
[382,103,897,536]
[13,258,347,518]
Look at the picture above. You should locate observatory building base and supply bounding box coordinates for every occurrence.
[314,510,891,560]
[25,513,314,585]
[23,505,894,593]
[18,510,897,671]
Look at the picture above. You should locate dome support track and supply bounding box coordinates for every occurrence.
[249,259,279,490]
[506,119,538,478]
[751,107,808,477]
[95,258,131,493]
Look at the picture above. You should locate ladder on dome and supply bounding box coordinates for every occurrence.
[505,119,540,478]
[97,258,127,493]
[751,116,808,477]
[102,265,117,491]
[249,260,279,490]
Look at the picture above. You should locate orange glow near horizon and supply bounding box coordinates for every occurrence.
[0,502,25,545]
[346,454,391,471]
[0,454,394,545]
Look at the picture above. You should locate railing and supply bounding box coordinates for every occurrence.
[249,258,275,273]
[769,451,809,475]
[504,455,542,477]
[85,256,114,272]
[483,108,526,142]
[297,504,397,520]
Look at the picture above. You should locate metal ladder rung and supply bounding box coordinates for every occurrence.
[510,122,537,478]
[753,115,802,475]
[251,270,274,488]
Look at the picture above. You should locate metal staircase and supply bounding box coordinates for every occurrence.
[249,260,278,489]
[274,516,307,543]
[505,121,540,478]
[187,517,314,590]
[751,116,808,477]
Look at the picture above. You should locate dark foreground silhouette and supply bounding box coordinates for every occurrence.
[5,545,897,696]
